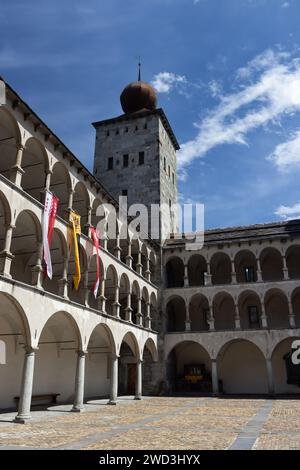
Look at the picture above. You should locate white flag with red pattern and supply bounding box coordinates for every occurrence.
[43,190,59,279]
[90,226,100,299]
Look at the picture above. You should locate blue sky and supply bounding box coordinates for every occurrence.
[1,0,300,229]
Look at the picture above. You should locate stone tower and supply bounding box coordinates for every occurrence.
[92,76,179,244]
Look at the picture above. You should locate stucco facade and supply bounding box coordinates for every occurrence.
[0,78,159,422]
[0,76,300,424]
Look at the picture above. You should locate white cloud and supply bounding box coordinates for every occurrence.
[208,80,222,98]
[178,49,300,169]
[268,130,300,171]
[282,2,290,8]
[151,72,187,94]
[236,49,290,80]
[275,201,300,220]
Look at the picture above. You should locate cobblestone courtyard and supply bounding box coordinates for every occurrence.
[0,396,299,450]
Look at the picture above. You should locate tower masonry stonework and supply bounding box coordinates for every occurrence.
[93,81,179,244]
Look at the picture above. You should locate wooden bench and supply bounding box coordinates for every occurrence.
[14,393,60,406]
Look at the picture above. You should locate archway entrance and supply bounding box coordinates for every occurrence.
[218,340,268,394]
[118,332,139,396]
[34,312,80,405]
[272,337,300,395]
[142,338,158,395]
[166,341,212,395]
[0,293,29,410]
[85,324,114,400]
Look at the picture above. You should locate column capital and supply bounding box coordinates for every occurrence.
[76,349,88,357]
[110,352,120,360]
[24,345,38,354]
[16,143,25,152]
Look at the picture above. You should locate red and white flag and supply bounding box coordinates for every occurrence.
[43,190,59,279]
[90,226,100,299]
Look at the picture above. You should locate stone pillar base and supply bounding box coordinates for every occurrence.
[125,307,133,322]
[107,399,117,405]
[136,263,143,276]
[13,415,31,424]
[134,396,142,400]
[71,406,85,413]
[112,302,121,317]
[0,251,14,278]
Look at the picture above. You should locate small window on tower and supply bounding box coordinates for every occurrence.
[144,123,147,129]
[172,172,175,184]
[107,157,113,170]
[122,189,128,196]
[116,129,119,135]
[106,130,110,137]
[123,154,129,167]
[125,127,129,133]
[164,157,166,171]
[139,151,145,165]
[168,165,171,177]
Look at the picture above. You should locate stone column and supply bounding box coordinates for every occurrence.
[71,350,87,412]
[282,255,289,281]
[14,346,36,423]
[231,258,236,284]
[83,270,89,306]
[185,299,191,331]
[113,284,121,317]
[98,278,106,312]
[125,291,133,322]
[184,263,189,287]
[0,224,15,277]
[126,241,133,268]
[31,241,44,288]
[145,301,151,329]
[135,359,143,400]
[208,302,215,331]
[211,359,219,396]
[234,303,241,330]
[108,354,119,405]
[260,301,268,328]
[58,256,69,298]
[87,206,92,226]
[288,299,296,329]
[136,296,143,326]
[205,262,212,286]
[45,170,52,191]
[136,250,143,276]
[266,358,275,395]
[68,189,74,210]
[256,257,262,282]
[10,144,25,187]
[114,234,121,260]
[145,257,151,282]
[102,233,108,251]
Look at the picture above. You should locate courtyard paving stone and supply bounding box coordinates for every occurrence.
[0,396,299,450]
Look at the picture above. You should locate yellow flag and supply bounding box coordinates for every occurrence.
[70,211,81,290]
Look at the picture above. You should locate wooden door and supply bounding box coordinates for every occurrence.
[127,364,136,394]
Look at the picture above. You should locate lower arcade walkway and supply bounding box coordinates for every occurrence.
[0,396,300,450]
